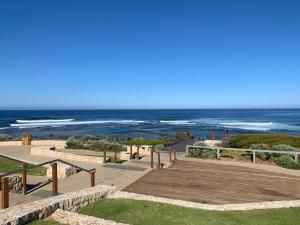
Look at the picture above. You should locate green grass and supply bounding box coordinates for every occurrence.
[27,219,63,225]
[78,198,300,225]
[0,156,47,176]
[226,134,300,149]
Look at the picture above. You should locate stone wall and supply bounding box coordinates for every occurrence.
[0,176,23,194]
[0,140,66,148]
[31,146,104,164]
[46,163,78,179]
[0,185,117,225]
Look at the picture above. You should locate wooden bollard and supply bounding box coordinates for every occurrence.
[1,177,9,209]
[114,151,117,163]
[22,164,27,195]
[51,163,58,196]
[137,146,140,160]
[169,149,172,163]
[157,152,161,169]
[129,145,133,160]
[150,148,154,168]
[173,149,177,161]
[103,149,107,164]
[90,171,95,187]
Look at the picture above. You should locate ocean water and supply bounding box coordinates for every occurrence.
[0,109,300,138]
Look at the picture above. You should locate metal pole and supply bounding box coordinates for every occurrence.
[51,163,58,196]
[1,177,9,209]
[22,164,27,195]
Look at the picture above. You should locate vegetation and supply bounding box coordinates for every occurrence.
[28,220,63,225]
[79,198,300,225]
[121,139,172,146]
[66,136,126,152]
[0,156,47,176]
[276,155,300,170]
[226,134,300,149]
[0,133,13,142]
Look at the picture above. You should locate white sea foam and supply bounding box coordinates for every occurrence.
[11,119,145,129]
[160,120,196,125]
[220,122,300,131]
[16,119,75,123]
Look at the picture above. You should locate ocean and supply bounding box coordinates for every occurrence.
[0,109,300,139]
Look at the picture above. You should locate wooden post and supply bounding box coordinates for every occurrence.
[129,145,133,160]
[216,148,220,159]
[173,149,177,161]
[157,152,161,169]
[51,163,58,196]
[137,146,140,160]
[22,164,27,195]
[150,147,154,168]
[103,149,107,164]
[114,151,117,163]
[1,177,9,209]
[169,149,172,163]
[295,153,298,163]
[90,171,95,187]
[252,151,256,164]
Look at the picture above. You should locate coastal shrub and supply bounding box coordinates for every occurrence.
[276,155,300,170]
[122,139,172,147]
[66,137,126,152]
[0,134,14,142]
[188,147,216,159]
[250,143,271,161]
[271,144,297,151]
[194,141,208,147]
[175,131,193,140]
[226,134,300,149]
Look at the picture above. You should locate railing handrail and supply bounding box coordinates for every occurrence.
[186,145,300,155]
[0,154,29,165]
[0,158,95,178]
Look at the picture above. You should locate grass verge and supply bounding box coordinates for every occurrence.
[0,156,47,176]
[78,198,300,225]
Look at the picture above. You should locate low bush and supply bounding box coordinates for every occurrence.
[66,137,126,152]
[188,147,216,159]
[271,144,297,151]
[0,134,13,142]
[122,139,172,146]
[250,143,271,161]
[276,155,300,170]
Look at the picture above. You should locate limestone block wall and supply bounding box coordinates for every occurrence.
[31,146,104,164]
[0,176,23,194]
[0,185,117,225]
[46,164,78,179]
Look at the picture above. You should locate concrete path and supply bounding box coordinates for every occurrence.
[0,145,162,207]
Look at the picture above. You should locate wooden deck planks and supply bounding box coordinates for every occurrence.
[123,160,300,204]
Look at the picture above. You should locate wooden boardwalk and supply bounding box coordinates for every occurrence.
[123,160,300,204]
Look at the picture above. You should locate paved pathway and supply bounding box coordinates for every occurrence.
[0,146,165,207]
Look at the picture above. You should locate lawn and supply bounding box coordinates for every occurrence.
[27,220,63,225]
[0,156,47,176]
[78,198,300,225]
[226,134,300,149]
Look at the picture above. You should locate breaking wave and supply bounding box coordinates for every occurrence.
[10,119,145,129]
[160,120,196,125]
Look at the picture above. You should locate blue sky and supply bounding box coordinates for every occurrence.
[0,0,299,109]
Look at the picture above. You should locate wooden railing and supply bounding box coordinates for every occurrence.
[0,158,96,209]
[186,145,300,163]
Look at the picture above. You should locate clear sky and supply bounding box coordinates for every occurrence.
[0,0,299,109]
